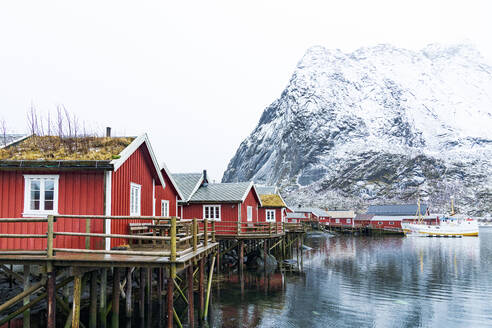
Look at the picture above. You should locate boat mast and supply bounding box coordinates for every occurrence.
[450,196,455,216]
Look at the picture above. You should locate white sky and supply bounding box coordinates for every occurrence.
[0,0,491,181]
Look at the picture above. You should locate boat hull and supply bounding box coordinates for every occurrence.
[402,219,479,237]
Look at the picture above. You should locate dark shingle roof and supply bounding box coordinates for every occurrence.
[189,182,254,203]
[172,173,203,201]
[366,204,428,216]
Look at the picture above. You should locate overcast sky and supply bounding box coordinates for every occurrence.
[1,0,491,181]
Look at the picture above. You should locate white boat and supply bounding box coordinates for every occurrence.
[402,198,479,237]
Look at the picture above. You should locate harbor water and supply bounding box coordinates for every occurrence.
[209,228,492,328]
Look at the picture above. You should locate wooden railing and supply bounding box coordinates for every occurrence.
[283,222,306,232]
[0,216,216,261]
[213,221,284,236]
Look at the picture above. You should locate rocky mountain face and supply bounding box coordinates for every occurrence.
[222,44,492,217]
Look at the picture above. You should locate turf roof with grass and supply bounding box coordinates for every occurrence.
[0,135,135,161]
[259,194,286,208]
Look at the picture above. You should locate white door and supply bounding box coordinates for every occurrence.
[247,206,253,222]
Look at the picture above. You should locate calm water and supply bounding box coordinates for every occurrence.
[210,228,492,328]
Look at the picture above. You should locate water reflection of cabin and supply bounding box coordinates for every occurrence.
[172,171,263,235]
[0,133,177,251]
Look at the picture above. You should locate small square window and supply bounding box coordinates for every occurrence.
[23,175,59,217]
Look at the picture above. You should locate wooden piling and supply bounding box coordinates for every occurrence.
[198,258,205,320]
[72,274,82,328]
[139,268,145,320]
[126,268,132,319]
[46,269,56,328]
[166,274,174,328]
[100,268,108,328]
[23,265,30,328]
[203,256,215,319]
[187,265,194,327]
[90,271,98,328]
[239,241,244,273]
[112,268,120,328]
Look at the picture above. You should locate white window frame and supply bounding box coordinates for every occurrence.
[247,206,253,222]
[266,209,276,222]
[335,218,340,224]
[347,219,351,224]
[389,221,394,225]
[23,175,59,217]
[203,205,221,221]
[130,182,141,216]
[161,200,170,217]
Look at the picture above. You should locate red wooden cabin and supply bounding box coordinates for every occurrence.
[0,133,174,251]
[255,185,287,224]
[172,171,263,235]
[325,210,356,227]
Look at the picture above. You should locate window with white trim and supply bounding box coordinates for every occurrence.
[347,219,351,224]
[130,183,141,216]
[247,206,253,221]
[23,175,59,217]
[389,221,394,225]
[335,218,340,224]
[266,209,276,222]
[203,205,220,221]
[161,200,169,217]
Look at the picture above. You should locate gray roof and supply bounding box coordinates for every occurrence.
[255,185,277,195]
[0,134,28,148]
[189,181,255,203]
[172,173,203,201]
[366,204,428,216]
[291,207,328,217]
[286,212,307,219]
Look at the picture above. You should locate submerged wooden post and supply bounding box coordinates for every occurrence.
[72,274,82,328]
[139,268,145,319]
[100,268,108,328]
[23,265,30,328]
[166,272,174,328]
[239,240,244,273]
[46,267,56,328]
[187,265,194,327]
[146,268,152,322]
[112,268,120,328]
[126,268,133,319]
[89,271,98,328]
[198,258,205,321]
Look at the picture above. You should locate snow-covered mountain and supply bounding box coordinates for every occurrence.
[222,44,492,216]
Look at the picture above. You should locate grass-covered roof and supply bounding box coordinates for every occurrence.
[260,194,286,208]
[0,135,135,161]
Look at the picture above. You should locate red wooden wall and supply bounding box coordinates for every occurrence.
[0,170,104,250]
[258,207,283,223]
[241,188,260,223]
[111,146,156,247]
[155,169,179,217]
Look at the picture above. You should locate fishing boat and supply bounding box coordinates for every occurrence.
[402,197,479,237]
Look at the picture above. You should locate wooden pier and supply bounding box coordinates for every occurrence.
[0,215,219,328]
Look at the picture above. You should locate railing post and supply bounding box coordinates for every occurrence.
[193,218,198,252]
[237,221,241,235]
[170,217,176,279]
[269,222,272,236]
[85,217,91,250]
[211,220,216,243]
[204,219,208,247]
[47,215,54,259]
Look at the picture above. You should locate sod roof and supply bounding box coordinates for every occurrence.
[259,194,286,208]
[0,135,135,161]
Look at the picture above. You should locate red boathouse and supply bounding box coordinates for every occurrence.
[0,133,174,250]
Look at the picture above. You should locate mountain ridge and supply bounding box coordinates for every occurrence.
[222,43,492,216]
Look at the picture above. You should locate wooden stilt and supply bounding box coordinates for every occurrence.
[46,269,56,328]
[23,265,30,328]
[203,256,215,319]
[187,265,194,327]
[111,268,120,328]
[166,274,173,328]
[72,274,82,328]
[239,241,244,274]
[126,268,132,319]
[139,268,145,319]
[100,269,108,328]
[89,271,98,328]
[198,258,205,321]
[146,268,152,323]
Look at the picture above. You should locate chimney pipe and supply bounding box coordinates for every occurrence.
[106,127,111,137]
[202,169,208,186]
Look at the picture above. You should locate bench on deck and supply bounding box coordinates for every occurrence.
[129,223,153,246]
